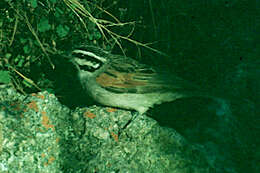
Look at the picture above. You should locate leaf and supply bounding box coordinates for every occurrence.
[54,7,63,18]
[5,53,11,59]
[56,25,70,38]
[23,45,31,54]
[38,17,51,32]
[20,38,27,44]
[29,0,38,8]
[0,71,11,84]
[17,59,25,68]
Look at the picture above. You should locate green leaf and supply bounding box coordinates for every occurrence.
[20,38,27,44]
[23,45,31,54]
[29,0,38,8]
[0,71,11,84]
[56,25,70,38]
[17,59,25,68]
[14,55,23,64]
[54,7,63,18]
[14,56,19,63]
[38,17,51,32]
[5,53,12,59]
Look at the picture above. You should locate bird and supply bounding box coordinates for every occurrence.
[66,45,219,114]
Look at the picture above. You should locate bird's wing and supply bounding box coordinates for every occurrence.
[96,55,198,94]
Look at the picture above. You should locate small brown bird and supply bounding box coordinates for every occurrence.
[68,45,220,114]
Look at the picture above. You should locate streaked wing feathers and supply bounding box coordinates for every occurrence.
[96,55,198,93]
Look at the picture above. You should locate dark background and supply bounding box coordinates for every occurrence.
[112,0,259,90]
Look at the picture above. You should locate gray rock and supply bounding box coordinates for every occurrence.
[0,85,253,173]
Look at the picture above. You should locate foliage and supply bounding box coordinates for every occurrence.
[0,0,140,93]
[0,71,11,84]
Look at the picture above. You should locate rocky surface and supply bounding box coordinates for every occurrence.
[0,84,257,173]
